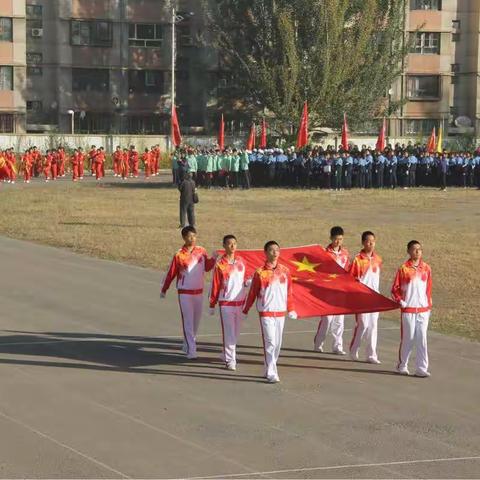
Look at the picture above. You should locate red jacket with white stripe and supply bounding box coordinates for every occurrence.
[242,262,294,317]
[349,250,382,293]
[161,246,215,294]
[325,244,350,270]
[391,259,432,313]
[209,255,247,308]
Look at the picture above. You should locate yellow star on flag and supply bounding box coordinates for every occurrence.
[291,256,321,273]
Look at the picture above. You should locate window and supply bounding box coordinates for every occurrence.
[451,63,460,73]
[27,52,43,64]
[27,66,43,76]
[410,0,441,10]
[127,115,162,134]
[0,114,14,133]
[407,75,440,100]
[27,100,42,112]
[0,66,13,90]
[405,119,439,135]
[410,32,440,54]
[26,5,43,18]
[129,23,163,47]
[452,33,460,42]
[72,68,109,92]
[0,18,13,42]
[71,20,112,47]
[451,76,458,85]
[177,25,193,46]
[128,70,164,93]
[452,20,460,30]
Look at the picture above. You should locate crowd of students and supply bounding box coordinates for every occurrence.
[173,142,480,190]
[161,226,432,383]
[0,144,162,184]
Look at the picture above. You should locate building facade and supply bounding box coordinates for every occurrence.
[389,0,480,138]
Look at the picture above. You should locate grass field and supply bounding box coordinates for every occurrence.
[1,177,479,341]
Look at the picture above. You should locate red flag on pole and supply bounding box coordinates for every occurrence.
[237,245,399,318]
[376,118,387,152]
[296,101,308,149]
[259,118,267,148]
[341,113,349,151]
[171,105,182,148]
[246,123,256,150]
[218,114,225,151]
[426,127,436,154]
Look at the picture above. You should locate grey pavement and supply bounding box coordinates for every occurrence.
[0,236,479,479]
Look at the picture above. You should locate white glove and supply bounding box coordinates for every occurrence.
[160,292,166,299]
[288,311,298,320]
[209,307,215,316]
[244,278,252,288]
[399,300,407,308]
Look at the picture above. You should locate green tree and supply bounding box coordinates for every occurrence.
[204,0,409,134]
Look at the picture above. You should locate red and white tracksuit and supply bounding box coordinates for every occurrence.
[243,262,294,380]
[349,251,383,361]
[161,246,215,357]
[314,245,350,352]
[113,150,123,176]
[392,259,432,374]
[209,255,247,367]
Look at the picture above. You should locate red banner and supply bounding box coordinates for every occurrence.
[259,118,267,149]
[376,118,386,152]
[246,123,256,150]
[238,245,399,318]
[218,114,225,151]
[341,113,349,151]
[171,106,182,147]
[296,102,308,149]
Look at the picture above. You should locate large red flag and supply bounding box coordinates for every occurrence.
[296,101,308,149]
[171,105,182,148]
[246,123,256,150]
[238,245,399,318]
[218,114,225,151]
[259,118,267,148]
[341,113,349,151]
[376,118,386,152]
[426,127,436,153]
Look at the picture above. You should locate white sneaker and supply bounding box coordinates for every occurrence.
[415,371,431,378]
[396,367,410,375]
[367,358,381,364]
[350,350,359,361]
[267,375,280,383]
[226,363,236,371]
[186,353,197,360]
[314,344,324,353]
[333,349,347,356]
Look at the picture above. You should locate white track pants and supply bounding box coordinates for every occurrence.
[314,315,345,351]
[398,311,430,374]
[350,312,379,361]
[260,316,285,379]
[219,305,243,366]
[178,294,203,357]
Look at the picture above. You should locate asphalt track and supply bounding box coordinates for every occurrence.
[0,235,479,479]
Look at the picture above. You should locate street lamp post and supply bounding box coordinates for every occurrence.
[171,6,176,112]
[67,110,75,135]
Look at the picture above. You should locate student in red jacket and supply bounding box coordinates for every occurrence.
[243,241,297,383]
[391,240,432,378]
[160,227,216,359]
[209,235,247,371]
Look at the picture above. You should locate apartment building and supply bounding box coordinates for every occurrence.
[389,0,480,138]
[1,0,218,134]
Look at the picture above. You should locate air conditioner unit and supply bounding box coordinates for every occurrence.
[31,28,43,38]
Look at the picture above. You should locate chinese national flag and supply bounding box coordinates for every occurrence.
[259,118,267,148]
[218,114,225,151]
[376,118,386,152]
[246,123,256,150]
[171,105,182,147]
[296,102,308,149]
[341,113,349,151]
[238,245,399,318]
[426,127,436,153]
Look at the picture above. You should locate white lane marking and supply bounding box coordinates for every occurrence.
[0,409,130,479]
[0,327,398,346]
[187,455,480,479]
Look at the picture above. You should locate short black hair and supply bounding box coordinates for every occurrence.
[264,240,279,251]
[223,234,237,244]
[181,226,197,237]
[407,240,421,250]
[330,226,344,238]
[361,231,375,242]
